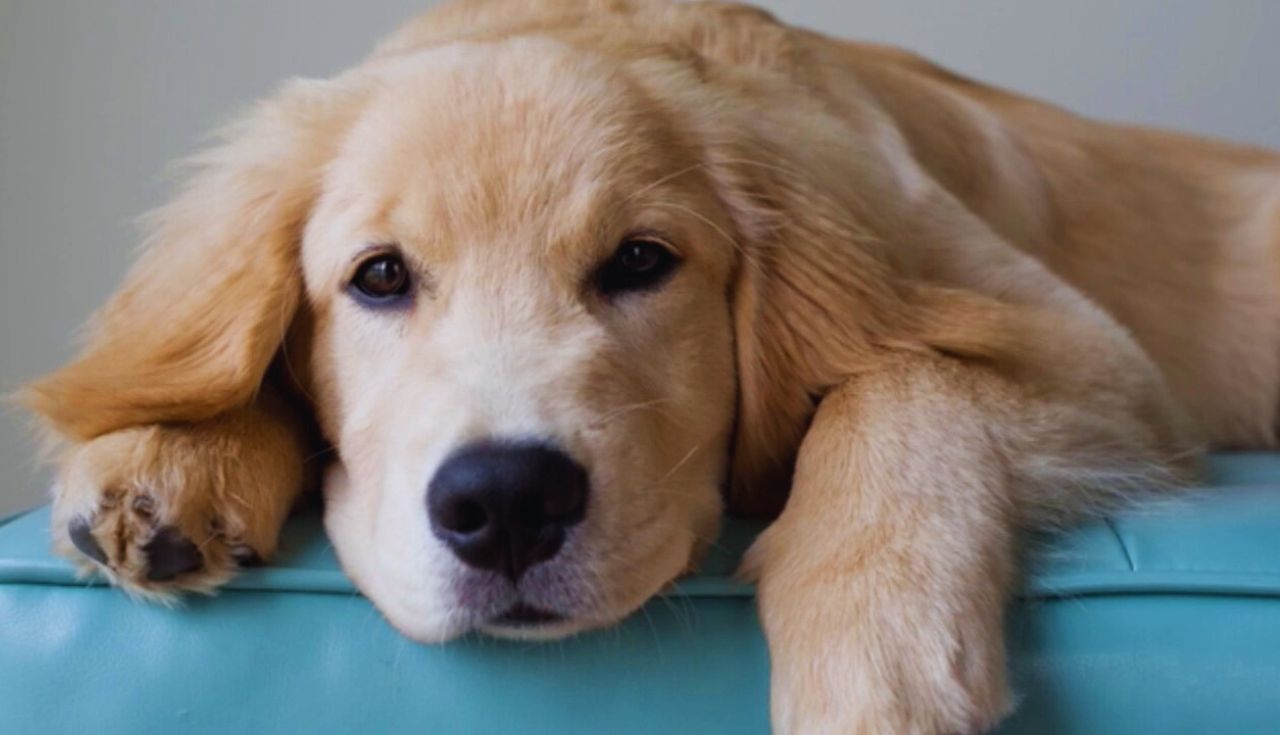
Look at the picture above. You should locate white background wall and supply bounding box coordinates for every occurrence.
[2,0,1278,515]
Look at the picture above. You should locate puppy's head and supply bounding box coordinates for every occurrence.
[27,34,944,640]
[301,41,740,640]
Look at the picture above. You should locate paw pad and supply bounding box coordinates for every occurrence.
[141,526,204,581]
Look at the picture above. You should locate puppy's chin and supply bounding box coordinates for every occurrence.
[455,539,695,642]
[474,572,684,642]
[478,618,590,641]
[496,554,694,639]
[381,565,684,645]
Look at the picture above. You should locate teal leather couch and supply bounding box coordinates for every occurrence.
[3,453,1279,734]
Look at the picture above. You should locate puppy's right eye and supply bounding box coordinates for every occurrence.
[350,253,411,305]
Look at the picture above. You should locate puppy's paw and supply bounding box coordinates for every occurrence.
[768,612,1010,735]
[748,534,1012,735]
[50,423,294,600]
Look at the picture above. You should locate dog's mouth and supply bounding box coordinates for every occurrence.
[478,602,578,639]
[489,602,565,627]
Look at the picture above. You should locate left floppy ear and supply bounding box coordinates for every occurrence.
[692,84,1016,517]
[710,135,915,516]
[22,76,369,442]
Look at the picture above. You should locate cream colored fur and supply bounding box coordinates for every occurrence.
[22,2,1280,732]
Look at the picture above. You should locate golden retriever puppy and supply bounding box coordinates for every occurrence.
[23,1,1280,732]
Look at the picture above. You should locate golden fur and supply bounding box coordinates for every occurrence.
[22,1,1280,732]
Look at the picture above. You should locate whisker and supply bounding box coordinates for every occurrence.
[653,587,697,634]
[646,200,746,257]
[303,445,338,464]
[275,265,317,406]
[712,155,809,182]
[622,162,707,204]
[638,601,665,662]
[589,397,676,428]
[657,443,702,484]
[656,578,700,632]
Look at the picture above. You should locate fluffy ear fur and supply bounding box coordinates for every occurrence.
[712,135,931,516]
[23,77,367,442]
[678,67,1023,516]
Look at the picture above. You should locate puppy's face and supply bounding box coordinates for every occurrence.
[299,43,739,641]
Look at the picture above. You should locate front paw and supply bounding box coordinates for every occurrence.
[749,537,1012,734]
[764,594,1011,734]
[51,426,275,600]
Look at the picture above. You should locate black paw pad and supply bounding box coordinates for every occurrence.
[143,527,203,581]
[230,545,263,568]
[69,517,107,565]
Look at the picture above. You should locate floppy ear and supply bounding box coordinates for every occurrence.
[699,98,1023,517]
[711,141,914,516]
[23,77,368,442]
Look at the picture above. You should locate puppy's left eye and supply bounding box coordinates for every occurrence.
[595,237,681,296]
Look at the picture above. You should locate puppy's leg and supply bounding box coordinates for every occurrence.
[744,358,1019,735]
[50,392,308,598]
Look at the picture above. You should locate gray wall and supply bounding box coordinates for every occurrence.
[2,0,1278,515]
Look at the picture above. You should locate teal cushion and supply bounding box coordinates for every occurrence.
[2,453,1279,734]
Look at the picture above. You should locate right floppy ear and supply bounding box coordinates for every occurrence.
[23,77,369,442]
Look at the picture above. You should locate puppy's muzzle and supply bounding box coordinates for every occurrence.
[427,440,588,581]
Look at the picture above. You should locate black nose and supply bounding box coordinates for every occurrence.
[427,441,589,581]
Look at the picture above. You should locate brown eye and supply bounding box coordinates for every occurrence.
[618,241,663,272]
[350,253,411,304]
[595,238,680,296]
